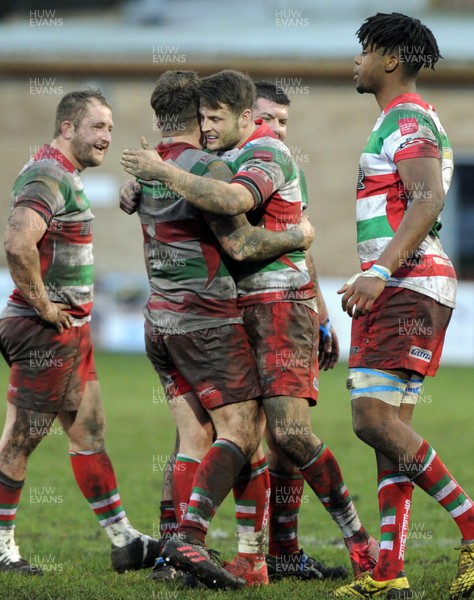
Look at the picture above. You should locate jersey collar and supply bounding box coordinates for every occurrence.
[34,144,78,173]
[383,93,428,113]
[238,119,278,148]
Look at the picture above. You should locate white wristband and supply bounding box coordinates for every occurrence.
[368,264,391,282]
[344,264,392,287]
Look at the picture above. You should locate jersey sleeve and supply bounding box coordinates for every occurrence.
[383,110,441,164]
[230,145,293,209]
[14,162,66,225]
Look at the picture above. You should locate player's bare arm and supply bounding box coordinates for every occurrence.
[209,213,314,262]
[4,206,72,332]
[306,253,339,370]
[121,138,254,216]
[339,156,444,318]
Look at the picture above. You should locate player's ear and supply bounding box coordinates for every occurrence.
[385,52,399,74]
[61,120,74,139]
[239,109,253,128]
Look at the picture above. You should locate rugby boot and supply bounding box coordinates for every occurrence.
[111,533,162,573]
[162,534,246,590]
[266,548,347,580]
[149,555,185,582]
[331,571,412,598]
[0,535,42,575]
[450,542,474,599]
[224,553,269,585]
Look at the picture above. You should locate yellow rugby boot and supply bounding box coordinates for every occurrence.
[450,542,474,600]
[331,571,412,598]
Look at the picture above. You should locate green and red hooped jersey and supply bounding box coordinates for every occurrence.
[138,141,242,334]
[3,145,94,322]
[221,122,315,308]
[357,93,456,308]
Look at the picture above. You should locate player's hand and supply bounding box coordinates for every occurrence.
[318,319,339,370]
[121,137,163,181]
[36,302,73,333]
[338,274,386,318]
[120,178,141,215]
[295,214,315,250]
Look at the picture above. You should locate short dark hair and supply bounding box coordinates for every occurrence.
[254,81,291,107]
[150,70,200,134]
[356,12,442,77]
[54,89,111,138]
[199,70,255,115]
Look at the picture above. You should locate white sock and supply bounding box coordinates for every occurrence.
[0,528,21,561]
[237,530,266,560]
[103,517,141,547]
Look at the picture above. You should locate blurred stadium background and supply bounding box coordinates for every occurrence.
[1,0,474,363]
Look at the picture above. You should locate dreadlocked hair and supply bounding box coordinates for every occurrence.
[356,12,442,77]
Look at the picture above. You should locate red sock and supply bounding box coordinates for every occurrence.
[159,501,178,539]
[0,472,24,529]
[233,457,270,560]
[268,471,304,556]
[179,438,246,544]
[372,471,414,581]
[172,454,200,525]
[411,441,474,541]
[70,450,125,526]
[300,443,363,539]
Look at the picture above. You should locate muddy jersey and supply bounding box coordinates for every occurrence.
[221,122,315,308]
[357,93,456,308]
[138,141,242,334]
[2,145,94,323]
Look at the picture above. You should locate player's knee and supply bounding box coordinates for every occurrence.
[352,413,376,445]
[16,432,45,457]
[3,411,51,458]
[238,426,260,459]
[213,401,260,458]
[180,427,213,458]
[67,417,106,450]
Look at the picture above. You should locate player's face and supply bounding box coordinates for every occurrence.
[199,104,242,152]
[70,100,114,170]
[353,44,387,95]
[252,98,288,141]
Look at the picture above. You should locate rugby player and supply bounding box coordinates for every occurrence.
[332,13,474,599]
[0,90,161,574]
[252,80,345,581]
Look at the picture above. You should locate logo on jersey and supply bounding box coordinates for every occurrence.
[357,165,365,190]
[399,117,419,136]
[409,345,432,363]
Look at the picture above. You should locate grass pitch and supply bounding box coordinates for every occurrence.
[0,352,471,599]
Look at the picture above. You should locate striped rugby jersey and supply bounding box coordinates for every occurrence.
[221,122,315,308]
[2,145,94,322]
[357,93,456,308]
[139,141,242,334]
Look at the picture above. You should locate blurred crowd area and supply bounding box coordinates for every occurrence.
[2,0,474,24]
[1,0,474,357]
